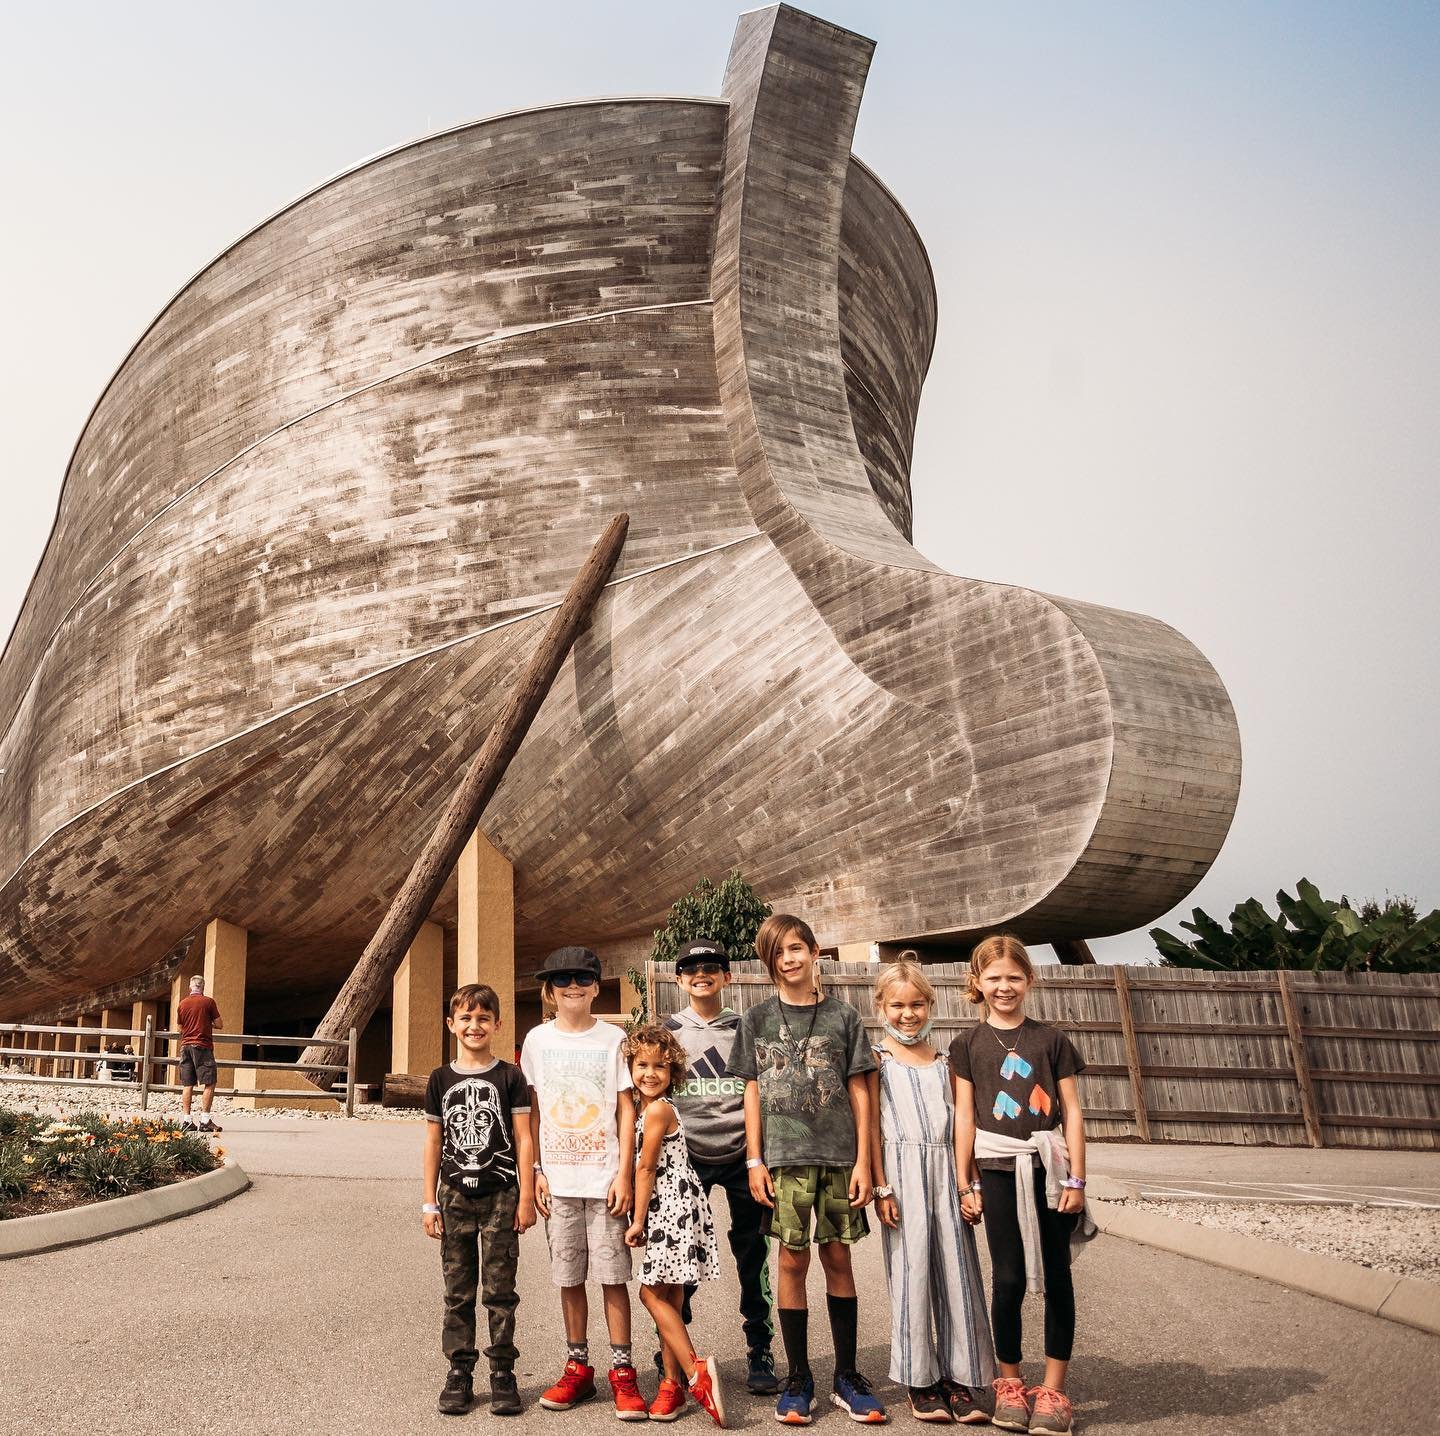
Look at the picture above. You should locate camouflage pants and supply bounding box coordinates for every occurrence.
[440,1184,520,1373]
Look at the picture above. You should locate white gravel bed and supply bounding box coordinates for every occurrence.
[1133,1198,1440,1284]
[0,1078,423,1123]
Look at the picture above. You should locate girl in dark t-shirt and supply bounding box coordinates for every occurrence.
[950,936,1088,1436]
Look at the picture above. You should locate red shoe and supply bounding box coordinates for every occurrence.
[540,1359,597,1410]
[689,1357,727,1428]
[610,1365,649,1422]
[649,1378,687,1422]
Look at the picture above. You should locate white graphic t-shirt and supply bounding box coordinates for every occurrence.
[520,1018,631,1199]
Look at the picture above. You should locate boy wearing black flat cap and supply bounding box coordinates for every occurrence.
[521,947,642,1418]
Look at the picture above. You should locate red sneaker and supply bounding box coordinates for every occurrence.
[649,1378,687,1422]
[689,1357,727,1428]
[610,1365,649,1422]
[991,1377,1030,1433]
[540,1359,597,1410]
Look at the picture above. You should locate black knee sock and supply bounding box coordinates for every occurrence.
[778,1308,810,1379]
[826,1293,858,1377]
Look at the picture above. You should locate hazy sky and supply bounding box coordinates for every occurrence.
[2,2,1436,963]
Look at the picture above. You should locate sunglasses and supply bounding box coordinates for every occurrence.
[549,972,597,989]
[679,961,728,976]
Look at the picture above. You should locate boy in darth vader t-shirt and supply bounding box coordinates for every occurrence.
[423,984,536,1417]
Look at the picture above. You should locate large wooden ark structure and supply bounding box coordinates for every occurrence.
[0,6,1239,1072]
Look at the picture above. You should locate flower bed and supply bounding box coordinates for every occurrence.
[0,1108,223,1219]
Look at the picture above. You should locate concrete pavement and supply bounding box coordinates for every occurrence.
[2,1125,1435,1435]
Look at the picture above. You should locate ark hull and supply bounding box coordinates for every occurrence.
[0,8,1239,1019]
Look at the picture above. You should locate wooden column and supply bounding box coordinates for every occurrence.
[1111,966,1151,1143]
[51,1026,75,1079]
[1277,969,1324,1148]
[169,937,206,1077]
[131,1000,159,1054]
[457,831,516,1052]
[75,1012,101,1078]
[203,918,248,1087]
[100,1005,129,1069]
[392,921,445,1076]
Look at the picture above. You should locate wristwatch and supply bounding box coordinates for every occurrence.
[873,1184,894,1199]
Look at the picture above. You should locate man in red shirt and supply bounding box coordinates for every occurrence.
[176,975,224,1134]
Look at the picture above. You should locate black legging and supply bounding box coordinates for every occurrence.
[980,1167,1077,1363]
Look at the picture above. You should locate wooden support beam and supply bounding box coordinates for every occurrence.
[1052,939,1097,966]
[1111,966,1151,1143]
[299,514,629,1085]
[1277,968,1325,1148]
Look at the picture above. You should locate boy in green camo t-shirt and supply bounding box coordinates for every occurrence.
[726,914,884,1424]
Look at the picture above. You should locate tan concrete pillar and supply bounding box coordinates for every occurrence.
[99,1006,129,1072]
[129,1000,159,1083]
[169,939,206,1080]
[202,918,248,1088]
[620,970,644,1022]
[456,831,515,1051]
[50,1026,75,1079]
[392,920,445,1077]
[75,1012,101,1079]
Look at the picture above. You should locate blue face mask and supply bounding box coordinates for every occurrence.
[883,1019,934,1046]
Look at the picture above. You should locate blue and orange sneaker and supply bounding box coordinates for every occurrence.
[775,1373,816,1425]
[832,1370,887,1424]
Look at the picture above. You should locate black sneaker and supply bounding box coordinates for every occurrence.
[940,1381,989,1425]
[490,1369,522,1417]
[909,1386,954,1424]
[179,1118,197,1132]
[198,1117,223,1134]
[747,1347,780,1395]
[438,1367,473,1416]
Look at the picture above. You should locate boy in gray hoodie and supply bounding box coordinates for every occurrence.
[663,938,778,1394]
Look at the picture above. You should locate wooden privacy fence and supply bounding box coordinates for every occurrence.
[647,961,1440,1151]
[0,1020,360,1116]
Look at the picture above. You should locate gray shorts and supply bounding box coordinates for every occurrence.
[179,1045,217,1087]
[545,1194,632,1287]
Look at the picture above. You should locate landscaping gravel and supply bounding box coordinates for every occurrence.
[0,1078,423,1123]
[1131,1197,1440,1284]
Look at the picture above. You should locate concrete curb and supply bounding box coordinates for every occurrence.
[1090,1198,1440,1338]
[0,1159,250,1259]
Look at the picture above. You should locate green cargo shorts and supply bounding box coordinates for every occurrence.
[767,1165,869,1250]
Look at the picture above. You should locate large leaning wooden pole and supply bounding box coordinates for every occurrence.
[298,514,630,1087]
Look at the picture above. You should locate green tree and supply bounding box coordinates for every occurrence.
[626,872,772,1023]
[1151,879,1440,973]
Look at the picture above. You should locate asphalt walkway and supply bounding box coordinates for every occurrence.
[2,1126,1435,1435]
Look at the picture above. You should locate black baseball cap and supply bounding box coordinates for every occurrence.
[675,938,729,972]
[532,946,602,985]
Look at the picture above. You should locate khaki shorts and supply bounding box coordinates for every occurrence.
[178,1045,217,1088]
[545,1194,633,1287]
[768,1165,869,1250]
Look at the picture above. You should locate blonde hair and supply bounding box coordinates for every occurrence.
[872,954,936,1011]
[622,1024,689,1095]
[965,934,1036,1005]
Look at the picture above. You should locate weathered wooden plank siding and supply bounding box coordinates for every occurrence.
[650,961,1438,1151]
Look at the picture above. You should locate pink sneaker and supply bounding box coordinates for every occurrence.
[991,1377,1030,1433]
[1027,1387,1072,1436]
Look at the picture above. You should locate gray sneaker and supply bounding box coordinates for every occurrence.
[991,1378,1030,1433]
[1027,1388,1072,1436]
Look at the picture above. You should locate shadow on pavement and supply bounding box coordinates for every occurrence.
[1072,1356,1323,1425]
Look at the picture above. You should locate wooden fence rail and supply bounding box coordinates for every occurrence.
[647,961,1440,1151]
[0,1020,360,1117]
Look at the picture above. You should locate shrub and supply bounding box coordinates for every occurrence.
[630,872,773,1022]
[1152,878,1440,973]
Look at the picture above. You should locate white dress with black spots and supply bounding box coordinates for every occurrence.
[635,1096,721,1287]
